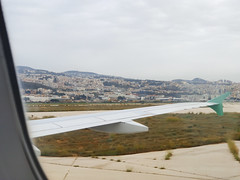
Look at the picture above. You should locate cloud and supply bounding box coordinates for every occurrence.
[2,0,240,82]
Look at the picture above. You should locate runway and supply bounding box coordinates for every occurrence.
[27,102,240,119]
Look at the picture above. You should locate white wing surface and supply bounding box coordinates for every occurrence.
[29,101,220,138]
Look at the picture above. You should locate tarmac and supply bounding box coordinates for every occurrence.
[39,142,240,180]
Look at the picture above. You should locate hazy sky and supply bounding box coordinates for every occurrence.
[2,0,240,82]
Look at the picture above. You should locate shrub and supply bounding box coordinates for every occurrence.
[126,167,133,172]
[165,151,173,160]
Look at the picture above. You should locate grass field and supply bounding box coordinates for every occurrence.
[33,112,240,157]
[25,102,163,112]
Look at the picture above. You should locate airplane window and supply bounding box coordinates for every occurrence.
[1,0,240,180]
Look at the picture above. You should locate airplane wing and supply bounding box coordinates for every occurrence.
[28,92,230,138]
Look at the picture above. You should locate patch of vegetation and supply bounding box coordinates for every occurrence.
[34,113,240,157]
[26,102,161,112]
[20,81,54,90]
[42,116,56,119]
[165,151,173,160]
[91,156,99,159]
[160,167,165,169]
[28,116,56,120]
[126,167,133,172]
[166,116,182,121]
[227,139,240,162]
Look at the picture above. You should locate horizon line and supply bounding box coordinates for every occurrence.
[16,65,239,83]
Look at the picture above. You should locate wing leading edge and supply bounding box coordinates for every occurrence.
[28,92,230,138]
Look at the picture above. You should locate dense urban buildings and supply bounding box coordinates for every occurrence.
[17,66,240,103]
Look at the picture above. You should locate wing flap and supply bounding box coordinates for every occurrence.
[91,121,148,134]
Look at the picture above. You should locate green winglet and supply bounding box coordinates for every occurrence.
[207,92,231,116]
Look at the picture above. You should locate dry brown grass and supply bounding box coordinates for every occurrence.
[227,139,240,162]
[26,102,162,112]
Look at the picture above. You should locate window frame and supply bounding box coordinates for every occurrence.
[0,2,47,179]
